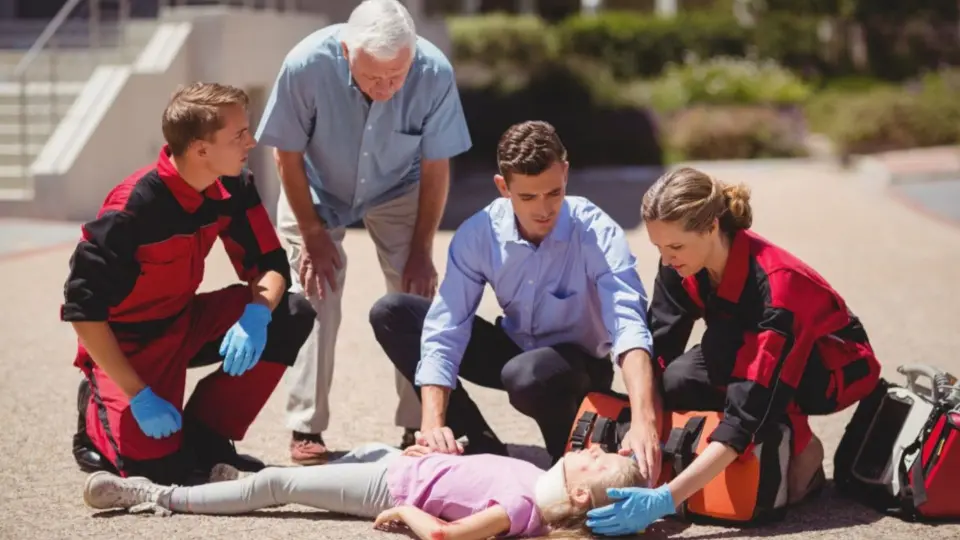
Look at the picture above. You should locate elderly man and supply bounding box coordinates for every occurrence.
[255,0,472,465]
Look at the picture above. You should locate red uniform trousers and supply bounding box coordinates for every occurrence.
[77,284,312,477]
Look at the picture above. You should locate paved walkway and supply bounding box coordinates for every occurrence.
[2,160,959,539]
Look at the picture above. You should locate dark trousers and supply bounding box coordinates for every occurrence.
[369,292,614,463]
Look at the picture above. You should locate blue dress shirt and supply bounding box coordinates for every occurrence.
[417,196,655,388]
[254,23,472,228]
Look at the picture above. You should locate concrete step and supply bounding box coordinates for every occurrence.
[0,166,30,193]
[123,20,160,49]
[0,48,139,82]
[0,82,84,108]
[0,143,44,169]
[0,102,74,121]
[0,124,55,146]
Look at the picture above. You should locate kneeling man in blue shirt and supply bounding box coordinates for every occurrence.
[370,120,662,479]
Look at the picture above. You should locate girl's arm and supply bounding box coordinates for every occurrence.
[378,505,511,540]
[431,506,511,540]
[667,441,739,504]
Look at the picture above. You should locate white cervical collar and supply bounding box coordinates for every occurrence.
[534,457,569,510]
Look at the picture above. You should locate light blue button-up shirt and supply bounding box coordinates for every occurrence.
[255,23,472,229]
[416,196,655,389]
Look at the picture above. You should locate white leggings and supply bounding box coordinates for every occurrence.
[167,443,400,518]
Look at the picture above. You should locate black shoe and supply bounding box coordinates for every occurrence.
[72,379,117,474]
[400,428,418,450]
[184,417,265,476]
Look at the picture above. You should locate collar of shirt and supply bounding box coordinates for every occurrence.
[715,229,750,303]
[156,144,232,213]
[493,199,575,248]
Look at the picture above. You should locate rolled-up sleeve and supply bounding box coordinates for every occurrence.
[420,69,472,161]
[583,205,653,365]
[255,51,316,152]
[417,218,487,388]
[61,207,141,322]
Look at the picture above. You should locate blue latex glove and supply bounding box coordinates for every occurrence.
[586,485,676,536]
[129,387,182,439]
[220,303,272,376]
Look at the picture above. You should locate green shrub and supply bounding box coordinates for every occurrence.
[667,106,806,161]
[751,13,837,77]
[555,11,749,79]
[640,57,813,112]
[806,71,960,156]
[447,14,558,68]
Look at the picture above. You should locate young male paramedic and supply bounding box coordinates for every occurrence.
[370,120,664,477]
[63,82,316,485]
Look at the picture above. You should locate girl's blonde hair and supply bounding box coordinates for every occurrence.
[539,457,645,538]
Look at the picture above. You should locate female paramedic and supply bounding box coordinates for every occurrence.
[585,167,883,536]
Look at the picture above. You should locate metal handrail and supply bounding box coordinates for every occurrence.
[12,0,88,79]
[14,0,99,183]
[11,0,301,189]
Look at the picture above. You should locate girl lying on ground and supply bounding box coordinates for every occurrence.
[83,441,643,539]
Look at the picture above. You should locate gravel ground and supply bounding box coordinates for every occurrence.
[2,160,959,539]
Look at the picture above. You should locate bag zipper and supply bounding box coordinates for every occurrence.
[920,413,957,479]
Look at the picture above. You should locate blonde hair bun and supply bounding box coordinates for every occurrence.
[722,182,752,230]
[641,167,754,233]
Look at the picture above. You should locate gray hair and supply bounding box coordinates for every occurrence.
[342,0,417,61]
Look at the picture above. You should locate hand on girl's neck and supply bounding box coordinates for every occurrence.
[170,154,219,192]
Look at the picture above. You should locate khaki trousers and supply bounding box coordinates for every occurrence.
[276,187,422,434]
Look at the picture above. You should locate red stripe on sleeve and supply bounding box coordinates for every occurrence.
[245,204,281,255]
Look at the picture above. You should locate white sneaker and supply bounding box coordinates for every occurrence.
[82,471,174,512]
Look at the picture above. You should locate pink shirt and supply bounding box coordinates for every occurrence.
[387,453,547,537]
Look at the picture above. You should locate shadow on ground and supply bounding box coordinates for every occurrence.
[636,482,888,539]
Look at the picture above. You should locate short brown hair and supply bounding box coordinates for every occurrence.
[641,167,753,234]
[496,120,567,182]
[161,82,249,156]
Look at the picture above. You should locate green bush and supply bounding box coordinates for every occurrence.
[667,106,806,161]
[639,56,813,112]
[806,70,960,156]
[447,14,557,68]
[554,11,749,79]
[751,13,839,77]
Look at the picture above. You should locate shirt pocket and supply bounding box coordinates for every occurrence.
[376,131,422,181]
[538,289,581,333]
[135,236,197,295]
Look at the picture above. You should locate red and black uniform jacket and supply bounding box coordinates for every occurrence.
[649,229,879,454]
[60,146,290,345]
